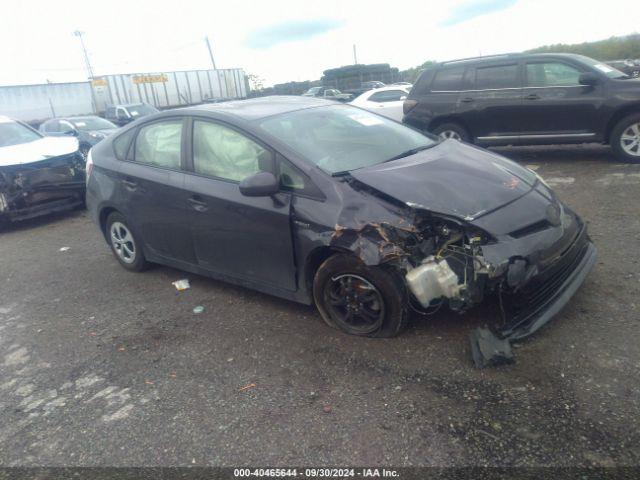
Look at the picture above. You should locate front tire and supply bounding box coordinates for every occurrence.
[611,114,640,164]
[432,122,471,142]
[105,212,148,271]
[313,254,408,338]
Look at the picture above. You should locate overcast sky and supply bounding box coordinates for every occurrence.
[0,0,637,87]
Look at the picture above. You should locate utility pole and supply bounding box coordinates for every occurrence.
[205,36,217,70]
[353,44,358,64]
[73,30,94,79]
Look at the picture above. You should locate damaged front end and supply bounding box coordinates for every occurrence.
[328,180,597,368]
[0,152,86,223]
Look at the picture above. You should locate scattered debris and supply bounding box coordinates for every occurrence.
[169,372,177,379]
[58,247,71,252]
[192,305,205,314]
[323,405,332,414]
[469,327,514,368]
[144,380,154,385]
[172,279,190,291]
[238,383,256,392]
[117,347,126,352]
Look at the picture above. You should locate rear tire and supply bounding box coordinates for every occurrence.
[105,212,148,271]
[313,254,408,338]
[432,122,471,142]
[611,114,640,164]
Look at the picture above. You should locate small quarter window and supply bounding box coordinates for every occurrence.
[113,129,136,160]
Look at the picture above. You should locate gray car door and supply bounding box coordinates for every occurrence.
[184,118,297,291]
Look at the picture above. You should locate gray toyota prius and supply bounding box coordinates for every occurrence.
[86,96,597,366]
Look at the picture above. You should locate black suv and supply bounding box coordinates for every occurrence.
[403,53,640,163]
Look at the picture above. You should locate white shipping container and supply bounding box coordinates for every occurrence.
[92,69,247,112]
[0,82,94,124]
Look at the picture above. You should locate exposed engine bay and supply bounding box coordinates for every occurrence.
[328,176,597,368]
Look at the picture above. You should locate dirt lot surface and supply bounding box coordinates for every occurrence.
[1,145,639,467]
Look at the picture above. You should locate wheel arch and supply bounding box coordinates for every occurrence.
[98,206,119,243]
[303,246,350,300]
[605,104,640,144]
[427,116,472,138]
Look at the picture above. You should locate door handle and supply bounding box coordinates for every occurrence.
[188,196,208,212]
[524,93,541,100]
[122,179,138,190]
[460,97,475,103]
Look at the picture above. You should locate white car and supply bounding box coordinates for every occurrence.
[350,86,411,122]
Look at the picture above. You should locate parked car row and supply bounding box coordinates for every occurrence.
[4,51,630,366]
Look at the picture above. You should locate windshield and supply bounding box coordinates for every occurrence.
[127,104,159,117]
[577,55,629,79]
[0,120,42,147]
[71,117,117,131]
[304,87,322,95]
[259,105,435,174]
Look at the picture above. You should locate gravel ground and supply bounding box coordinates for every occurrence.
[0,144,639,467]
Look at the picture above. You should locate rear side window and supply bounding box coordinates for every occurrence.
[133,120,182,169]
[430,67,465,91]
[113,129,136,160]
[475,64,519,89]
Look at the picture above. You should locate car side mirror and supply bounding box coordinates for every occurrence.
[239,171,279,197]
[400,95,407,100]
[579,72,600,86]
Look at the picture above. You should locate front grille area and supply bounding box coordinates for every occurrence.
[505,227,589,327]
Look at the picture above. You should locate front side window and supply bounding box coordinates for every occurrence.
[134,120,182,169]
[431,67,466,91]
[526,62,582,87]
[0,120,42,147]
[369,90,407,102]
[475,64,519,89]
[259,105,435,174]
[193,121,271,182]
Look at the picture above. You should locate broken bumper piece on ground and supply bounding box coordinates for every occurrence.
[469,241,598,368]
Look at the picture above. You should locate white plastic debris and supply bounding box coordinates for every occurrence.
[193,306,204,314]
[59,247,71,252]
[172,279,190,291]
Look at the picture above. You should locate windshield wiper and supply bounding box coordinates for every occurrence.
[385,144,433,162]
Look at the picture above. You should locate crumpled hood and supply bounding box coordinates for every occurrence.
[349,140,540,221]
[0,136,79,167]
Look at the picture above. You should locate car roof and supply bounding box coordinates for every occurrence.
[435,52,590,68]
[0,115,13,123]
[183,95,335,121]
